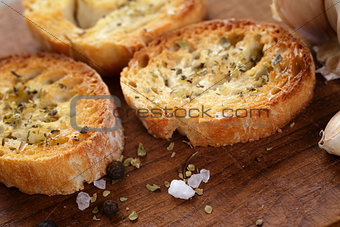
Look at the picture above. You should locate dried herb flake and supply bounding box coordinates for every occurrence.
[80,126,89,134]
[103,190,111,197]
[120,197,128,202]
[131,158,141,168]
[176,41,188,49]
[273,54,282,65]
[164,181,170,188]
[92,206,99,214]
[90,193,97,203]
[256,219,264,226]
[204,205,213,214]
[123,157,132,167]
[187,164,195,171]
[220,37,231,48]
[195,188,204,195]
[128,211,138,221]
[146,184,160,192]
[93,215,100,221]
[137,143,146,157]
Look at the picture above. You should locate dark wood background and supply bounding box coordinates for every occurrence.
[1,0,340,226]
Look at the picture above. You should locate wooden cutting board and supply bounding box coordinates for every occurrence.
[1,0,340,226]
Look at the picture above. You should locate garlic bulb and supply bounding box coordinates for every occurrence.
[271,0,336,44]
[325,0,340,43]
[271,0,340,79]
[319,111,340,156]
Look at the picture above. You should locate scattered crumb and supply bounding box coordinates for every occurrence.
[167,142,175,151]
[277,128,282,133]
[256,219,263,226]
[171,152,176,158]
[266,147,273,151]
[256,156,262,162]
[290,122,295,128]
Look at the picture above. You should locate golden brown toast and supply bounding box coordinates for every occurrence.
[121,20,315,147]
[0,53,124,195]
[23,0,206,75]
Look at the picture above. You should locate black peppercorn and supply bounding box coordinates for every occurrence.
[103,200,119,217]
[107,161,125,180]
[38,220,58,227]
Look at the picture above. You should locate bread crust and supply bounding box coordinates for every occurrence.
[0,53,124,195]
[121,19,316,147]
[23,0,206,76]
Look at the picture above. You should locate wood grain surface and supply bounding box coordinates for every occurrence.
[1,0,340,226]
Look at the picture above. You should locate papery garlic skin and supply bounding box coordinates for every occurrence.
[314,41,340,79]
[319,111,340,155]
[325,0,340,43]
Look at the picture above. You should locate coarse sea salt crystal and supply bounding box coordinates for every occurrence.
[76,192,91,211]
[187,174,203,188]
[200,169,210,183]
[168,180,195,200]
[94,179,106,189]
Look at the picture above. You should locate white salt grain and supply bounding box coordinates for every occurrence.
[187,174,203,188]
[94,179,106,189]
[76,192,91,211]
[168,180,195,200]
[200,169,210,183]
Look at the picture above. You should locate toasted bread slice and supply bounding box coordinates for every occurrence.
[121,20,315,147]
[0,53,124,195]
[23,0,206,75]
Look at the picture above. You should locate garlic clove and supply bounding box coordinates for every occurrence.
[271,0,336,44]
[319,111,340,155]
[325,0,340,44]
